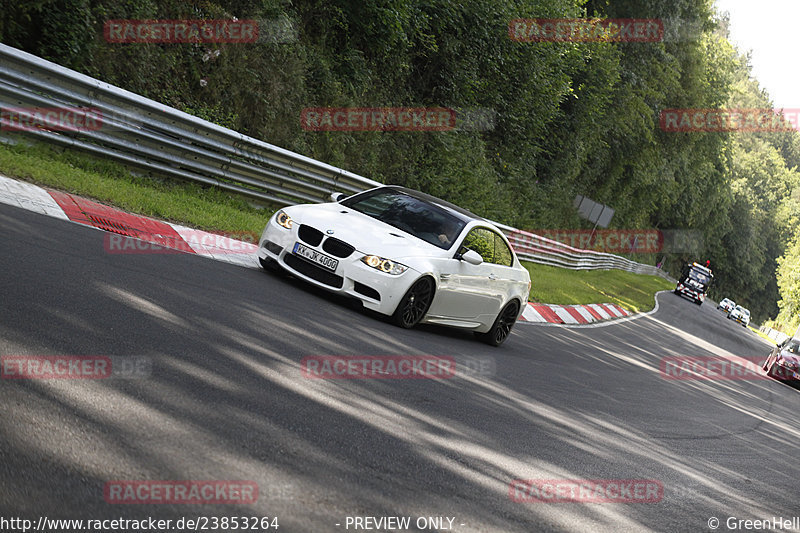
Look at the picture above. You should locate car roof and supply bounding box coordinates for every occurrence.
[383,185,482,222]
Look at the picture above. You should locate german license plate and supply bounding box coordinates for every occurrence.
[293,242,338,271]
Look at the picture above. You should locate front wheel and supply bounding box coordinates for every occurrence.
[392,277,435,328]
[475,301,520,347]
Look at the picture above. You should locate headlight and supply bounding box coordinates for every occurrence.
[361,255,408,275]
[275,210,293,229]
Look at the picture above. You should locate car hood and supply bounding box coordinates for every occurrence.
[779,352,800,365]
[286,202,450,260]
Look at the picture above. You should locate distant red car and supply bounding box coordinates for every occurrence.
[763,339,800,381]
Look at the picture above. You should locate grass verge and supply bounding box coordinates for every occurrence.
[523,262,674,313]
[0,141,277,235]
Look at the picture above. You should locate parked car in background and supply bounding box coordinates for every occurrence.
[717,298,735,313]
[257,185,531,346]
[727,305,750,327]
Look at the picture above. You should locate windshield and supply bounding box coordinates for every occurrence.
[341,188,467,249]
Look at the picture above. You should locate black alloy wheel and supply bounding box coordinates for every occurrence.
[392,277,435,328]
[476,301,520,347]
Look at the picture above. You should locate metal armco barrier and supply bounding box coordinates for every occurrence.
[759,326,789,345]
[0,43,672,280]
[0,44,380,206]
[494,223,673,279]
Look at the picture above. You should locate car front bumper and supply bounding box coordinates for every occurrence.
[729,315,749,326]
[770,360,800,380]
[258,214,420,316]
[675,285,704,303]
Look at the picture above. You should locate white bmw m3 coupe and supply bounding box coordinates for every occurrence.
[257,185,531,346]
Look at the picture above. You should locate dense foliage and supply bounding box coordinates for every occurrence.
[3,0,799,325]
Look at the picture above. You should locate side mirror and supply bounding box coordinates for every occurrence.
[330,192,347,202]
[461,249,483,265]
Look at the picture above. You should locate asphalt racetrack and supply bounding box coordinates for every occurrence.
[1,202,798,532]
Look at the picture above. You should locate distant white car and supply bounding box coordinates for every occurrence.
[257,185,531,346]
[717,298,735,313]
[727,305,750,327]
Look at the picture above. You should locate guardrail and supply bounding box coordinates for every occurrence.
[759,326,789,345]
[495,223,672,278]
[0,44,381,207]
[0,43,672,280]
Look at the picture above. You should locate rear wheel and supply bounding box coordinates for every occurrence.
[475,301,520,347]
[392,277,434,328]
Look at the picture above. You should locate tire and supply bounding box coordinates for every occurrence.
[391,277,435,329]
[475,301,521,347]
